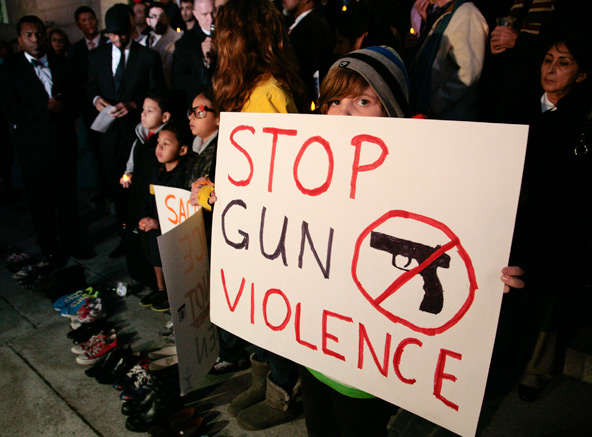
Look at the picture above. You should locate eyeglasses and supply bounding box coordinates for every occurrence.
[187,104,215,119]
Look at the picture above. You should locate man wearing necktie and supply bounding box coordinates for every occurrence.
[88,4,165,259]
[0,15,84,261]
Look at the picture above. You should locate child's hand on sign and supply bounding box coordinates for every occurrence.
[190,177,216,211]
[120,173,132,188]
[138,217,159,232]
[501,266,525,293]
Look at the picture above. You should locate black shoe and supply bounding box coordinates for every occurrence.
[140,289,164,307]
[122,390,156,416]
[517,384,543,402]
[151,292,170,312]
[109,240,126,258]
[68,319,111,343]
[85,344,126,378]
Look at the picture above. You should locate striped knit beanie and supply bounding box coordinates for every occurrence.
[331,46,411,118]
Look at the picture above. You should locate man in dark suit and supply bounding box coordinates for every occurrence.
[68,6,109,79]
[284,0,335,109]
[0,16,81,261]
[68,6,109,205]
[171,0,215,106]
[88,3,165,257]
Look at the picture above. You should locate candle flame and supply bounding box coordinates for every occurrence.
[410,27,415,35]
[342,5,347,12]
[310,101,316,111]
[176,27,181,32]
[123,174,130,182]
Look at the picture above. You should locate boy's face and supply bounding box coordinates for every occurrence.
[326,86,386,117]
[156,130,186,165]
[188,94,218,140]
[141,98,168,131]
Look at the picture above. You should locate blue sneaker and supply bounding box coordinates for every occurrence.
[53,287,95,312]
[60,291,99,317]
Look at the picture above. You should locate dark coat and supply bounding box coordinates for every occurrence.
[68,35,109,119]
[0,51,80,254]
[511,86,592,291]
[171,26,212,105]
[87,40,165,164]
[289,8,335,104]
[1,51,78,164]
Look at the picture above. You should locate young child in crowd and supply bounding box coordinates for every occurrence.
[187,91,251,376]
[119,92,173,289]
[138,121,193,311]
[302,46,526,436]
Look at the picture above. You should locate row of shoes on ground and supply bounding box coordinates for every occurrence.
[117,346,178,402]
[65,324,203,435]
[109,345,203,434]
[140,289,170,312]
[10,258,58,288]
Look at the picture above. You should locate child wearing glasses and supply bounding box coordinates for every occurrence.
[187,90,253,376]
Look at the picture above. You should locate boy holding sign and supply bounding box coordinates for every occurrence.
[138,121,193,311]
[299,46,526,436]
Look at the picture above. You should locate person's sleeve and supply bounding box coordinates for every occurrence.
[171,42,192,94]
[0,63,50,123]
[87,50,101,107]
[146,50,165,105]
[125,139,137,174]
[428,5,488,117]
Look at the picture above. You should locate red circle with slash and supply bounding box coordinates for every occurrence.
[351,210,478,336]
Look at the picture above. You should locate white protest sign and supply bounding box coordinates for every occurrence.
[153,185,198,235]
[210,112,528,436]
[158,209,219,395]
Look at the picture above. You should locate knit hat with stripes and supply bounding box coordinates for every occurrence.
[331,46,411,118]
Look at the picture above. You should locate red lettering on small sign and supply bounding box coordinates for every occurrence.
[165,194,178,224]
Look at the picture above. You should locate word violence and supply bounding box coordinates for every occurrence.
[218,268,463,412]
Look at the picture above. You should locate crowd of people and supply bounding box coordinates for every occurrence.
[1,0,590,435]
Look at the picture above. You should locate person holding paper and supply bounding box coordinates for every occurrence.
[88,3,165,258]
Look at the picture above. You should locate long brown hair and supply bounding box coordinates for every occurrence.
[212,0,303,112]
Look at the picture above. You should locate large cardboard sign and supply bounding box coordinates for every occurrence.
[209,112,528,436]
[158,209,219,395]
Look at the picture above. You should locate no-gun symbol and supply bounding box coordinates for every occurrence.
[370,232,450,314]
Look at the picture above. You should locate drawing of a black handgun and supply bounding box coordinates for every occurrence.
[370,231,450,315]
